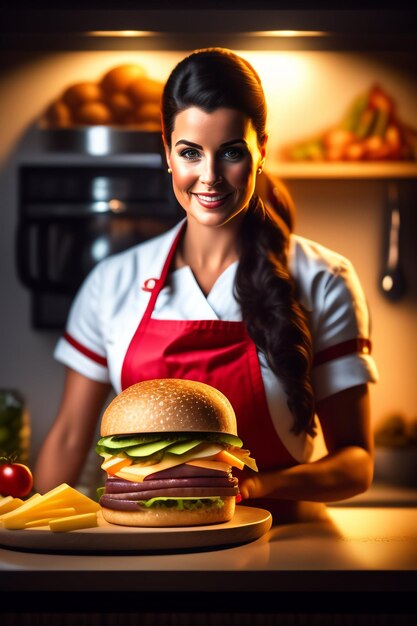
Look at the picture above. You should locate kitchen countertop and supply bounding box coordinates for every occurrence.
[1,491,416,615]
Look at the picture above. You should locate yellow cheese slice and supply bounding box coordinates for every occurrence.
[41,487,100,511]
[0,496,13,508]
[0,496,24,515]
[3,507,79,530]
[23,518,52,529]
[101,456,132,474]
[185,459,231,472]
[31,497,98,514]
[49,512,98,532]
[228,447,258,472]
[0,484,67,520]
[32,507,77,519]
[22,508,77,529]
[1,493,42,521]
[115,444,224,482]
[23,493,42,505]
[0,484,99,525]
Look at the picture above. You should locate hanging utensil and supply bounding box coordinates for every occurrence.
[380,182,406,301]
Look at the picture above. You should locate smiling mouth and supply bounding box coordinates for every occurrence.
[193,192,232,203]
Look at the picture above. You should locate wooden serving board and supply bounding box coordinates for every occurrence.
[0,506,272,554]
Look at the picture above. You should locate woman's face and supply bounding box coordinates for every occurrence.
[165,107,267,228]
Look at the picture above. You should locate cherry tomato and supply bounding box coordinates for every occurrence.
[0,460,33,497]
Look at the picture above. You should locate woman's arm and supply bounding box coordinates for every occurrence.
[33,368,111,493]
[239,383,374,502]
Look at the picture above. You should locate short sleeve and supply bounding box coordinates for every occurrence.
[54,262,110,383]
[311,260,378,402]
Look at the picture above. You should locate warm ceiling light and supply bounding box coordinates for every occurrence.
[87,31,158,37]
[251,30,328,37]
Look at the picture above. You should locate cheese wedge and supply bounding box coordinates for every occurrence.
[0,496,24,515]
[22,509,74,529]
[21,518,51,529]
[0,493,41,522]
[3,507,79,530]
[30,497,98,514]
[0,484,99,525]
[24,493,42,504]
[49,512,98,532]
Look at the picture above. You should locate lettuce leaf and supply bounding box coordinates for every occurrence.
[97,434,162,449]
[137,497,224,511]
[97,432,243,454]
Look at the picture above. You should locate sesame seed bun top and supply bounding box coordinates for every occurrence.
[100,379,237,436]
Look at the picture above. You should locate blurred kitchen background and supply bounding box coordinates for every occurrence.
[1,4,416,495]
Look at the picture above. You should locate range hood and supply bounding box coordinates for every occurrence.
[2,4,416,52]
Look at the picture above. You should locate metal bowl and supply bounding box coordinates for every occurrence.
[39,126,164,155]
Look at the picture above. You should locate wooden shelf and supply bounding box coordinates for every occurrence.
[269,162,417,180]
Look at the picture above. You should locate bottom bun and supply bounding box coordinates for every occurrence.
[101,497,236,527]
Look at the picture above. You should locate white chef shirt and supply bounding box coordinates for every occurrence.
[55,219,378,463]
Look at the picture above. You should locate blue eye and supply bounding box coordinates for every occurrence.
[222,147,244,161]
[180,149,201,161]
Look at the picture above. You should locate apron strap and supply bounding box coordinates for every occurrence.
[141,222,186,321]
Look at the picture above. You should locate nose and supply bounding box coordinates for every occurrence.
[199,157,222,187]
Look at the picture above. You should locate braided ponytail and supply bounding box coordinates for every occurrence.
[235,196,316,436]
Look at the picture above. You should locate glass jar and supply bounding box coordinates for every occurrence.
[0,389,31,463]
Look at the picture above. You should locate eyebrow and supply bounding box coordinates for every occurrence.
[174,138,247,149]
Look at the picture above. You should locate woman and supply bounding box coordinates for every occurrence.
[34,48,378,513]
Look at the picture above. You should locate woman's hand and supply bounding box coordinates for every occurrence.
[238,384,374,503]
[238,467,277,500]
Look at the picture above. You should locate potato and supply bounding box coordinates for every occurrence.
[128,77,163,106]
[101,64,146,95]
[43,100,72,128]
[73,101,113,126]
[324,129,355,150]
[127,120,162,131]
[344,142,366,161]
[62,82,103,109]
[134,102,161,124]
[106,91,135,121]
[363,135,398,160]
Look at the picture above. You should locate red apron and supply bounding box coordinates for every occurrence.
[121,223,298,480]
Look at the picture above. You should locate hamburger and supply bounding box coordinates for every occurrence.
[96,379,257,527]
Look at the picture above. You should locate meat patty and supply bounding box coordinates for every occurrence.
[105,476,237,494]
[144,463,230,480]
[103,485,238,499]
[100,463,239,511]
[100,485,238,510]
